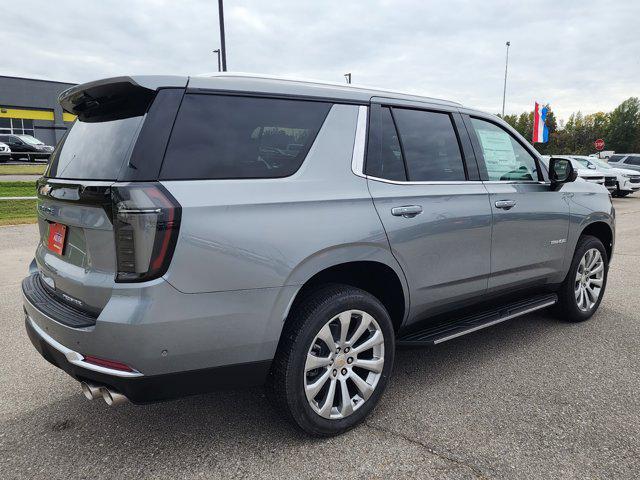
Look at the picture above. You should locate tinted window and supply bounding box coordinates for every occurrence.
[626,155,640,166]
[392,109,465,181]
[470,118,539,181]
[46,116,143,180]
[365,106,406,181]
[161,95,331,180]
[609,154,625,163]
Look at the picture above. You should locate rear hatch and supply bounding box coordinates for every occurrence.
[33,77,185,320]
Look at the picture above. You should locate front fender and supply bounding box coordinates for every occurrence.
[563,189,615,276]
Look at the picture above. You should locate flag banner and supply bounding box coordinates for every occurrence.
[533,102,549,143]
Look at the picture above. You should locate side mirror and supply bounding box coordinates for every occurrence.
[549,157,577,189]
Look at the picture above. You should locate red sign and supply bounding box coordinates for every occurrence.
[47,223,67,256]
[594,139,605,151]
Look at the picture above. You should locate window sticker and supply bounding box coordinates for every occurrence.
[476,129,518,176]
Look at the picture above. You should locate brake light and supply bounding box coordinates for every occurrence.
[112,183,181,282]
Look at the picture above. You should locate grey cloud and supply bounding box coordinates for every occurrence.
[3,0,638,121]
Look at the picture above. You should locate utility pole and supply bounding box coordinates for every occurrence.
[501,41,510,117]
[218,0,227,71]
[213,49,221,72]
[344,73,352,84]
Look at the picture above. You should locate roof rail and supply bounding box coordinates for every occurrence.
[194,71,462,107]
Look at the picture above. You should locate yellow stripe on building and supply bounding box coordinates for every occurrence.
[0,107,54,121]
[62,112,77,122]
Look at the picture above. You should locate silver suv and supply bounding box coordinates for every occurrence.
[23,74,615,436]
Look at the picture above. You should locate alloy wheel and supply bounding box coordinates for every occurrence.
[304,310,385,419]
[575,248,604,312]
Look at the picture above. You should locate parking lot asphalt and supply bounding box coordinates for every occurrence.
[1,198,639,480]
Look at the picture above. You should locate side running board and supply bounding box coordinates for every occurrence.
[397,293,558,346]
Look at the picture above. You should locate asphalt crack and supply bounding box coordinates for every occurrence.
[364,421,490,479]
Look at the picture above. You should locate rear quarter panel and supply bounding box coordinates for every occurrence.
[161,104,398,296]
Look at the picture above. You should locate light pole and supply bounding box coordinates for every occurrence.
[501,41,510,117]
[213,49,221,72]
[344,73,352,84]
[218,0,227,71]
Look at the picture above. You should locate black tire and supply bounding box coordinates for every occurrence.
[555,235,608,322]
[266,284,395,436]
[617,190,631,197]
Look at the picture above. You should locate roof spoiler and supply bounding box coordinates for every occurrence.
[59,75,188,122]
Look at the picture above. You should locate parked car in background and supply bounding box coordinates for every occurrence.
[572,155,640,197]
[589,151,614,160]
[541,156,611,191]
[23,74,615,436]
[0,134,53,161]
[0,142,11,162]
[608,154,640,173]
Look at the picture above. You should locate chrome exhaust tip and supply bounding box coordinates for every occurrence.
[100,387,128,406]
[81,381,102,400]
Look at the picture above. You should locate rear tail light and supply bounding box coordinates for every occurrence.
[112,183,181,282]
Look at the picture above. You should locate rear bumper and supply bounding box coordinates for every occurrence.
[22,273,298,402]
[25,314,270,403]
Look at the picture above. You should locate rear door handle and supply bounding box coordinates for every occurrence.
[494,200,516,210]
[391,205,423,218]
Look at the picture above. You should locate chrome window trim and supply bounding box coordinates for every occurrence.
[364,176,549,186]
[351,105,368,178]
[483,180,548,185]
[365,175,483,185]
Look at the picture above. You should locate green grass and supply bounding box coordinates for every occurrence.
[0,199,37,225]
[0,181,38,225]
[0,163,46,175]
[0,181,38,198]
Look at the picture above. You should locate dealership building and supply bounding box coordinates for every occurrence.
[0,75,77,146]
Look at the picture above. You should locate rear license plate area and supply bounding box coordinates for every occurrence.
[47,223,67,255]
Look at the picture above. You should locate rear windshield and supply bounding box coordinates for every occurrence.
[45,116,143,180]
[160,94,331,180]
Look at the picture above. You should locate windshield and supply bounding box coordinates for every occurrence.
[571,157,593,168]
[18,135,44,145]
[588,158,613,170]
[45,116,143,180]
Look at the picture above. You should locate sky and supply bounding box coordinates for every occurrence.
[3,0,639,122]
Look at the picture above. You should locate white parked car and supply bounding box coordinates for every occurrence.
[541,156,613,191]
[571,155,640,197]
[609,153,640,173]
[0,142,11,163]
